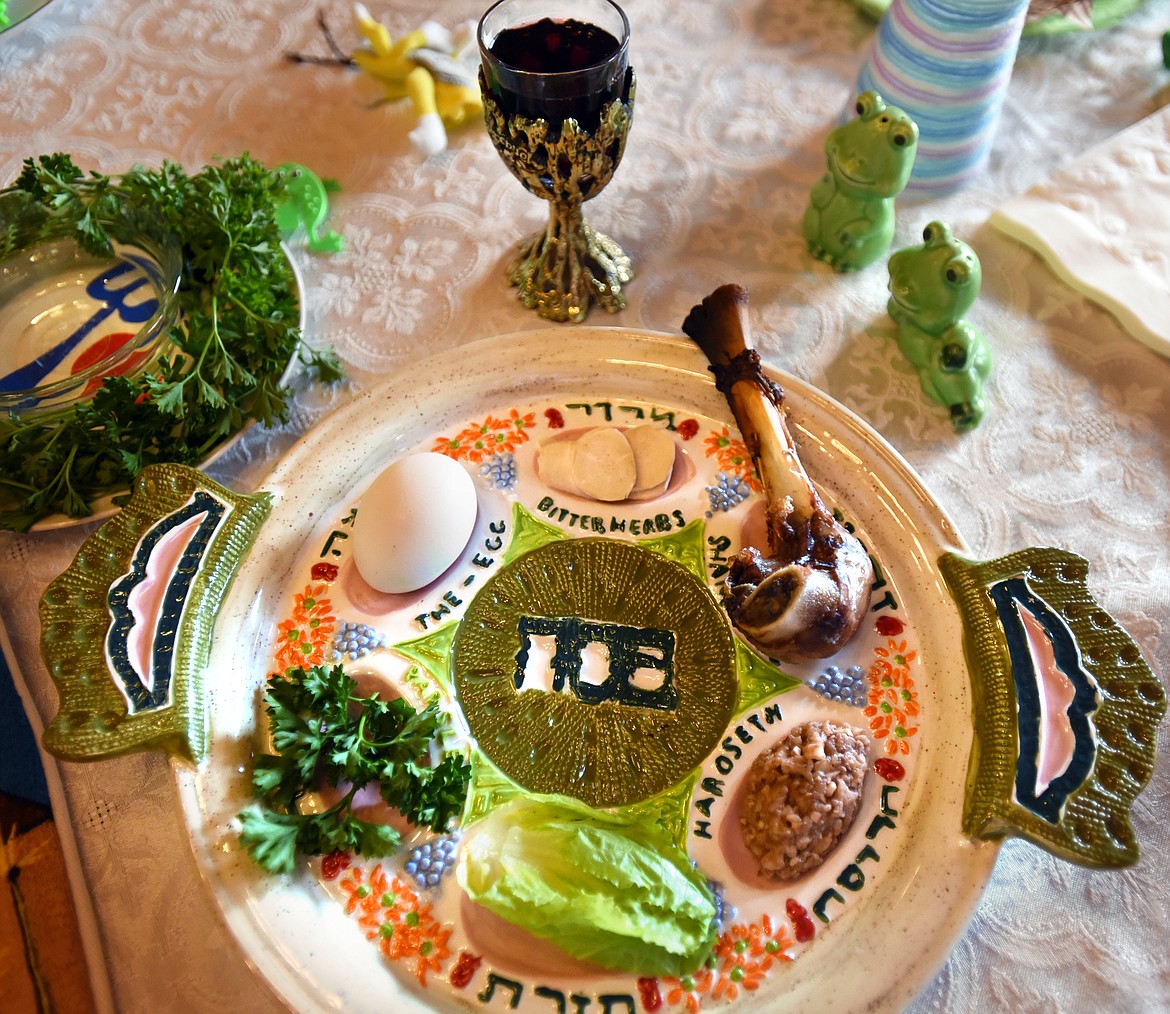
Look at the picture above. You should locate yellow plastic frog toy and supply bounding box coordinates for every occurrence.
[350,4,482,156]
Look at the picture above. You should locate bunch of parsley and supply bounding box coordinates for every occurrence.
[238,664,471,875]
[0,153,341,531]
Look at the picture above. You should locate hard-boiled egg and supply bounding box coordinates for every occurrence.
[351,452,478,594]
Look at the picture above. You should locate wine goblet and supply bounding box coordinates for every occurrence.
[478,0,635,323]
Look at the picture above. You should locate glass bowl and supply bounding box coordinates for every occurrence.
[0,230,182,416]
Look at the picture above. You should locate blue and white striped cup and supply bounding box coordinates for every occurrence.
[855,0,1030,194]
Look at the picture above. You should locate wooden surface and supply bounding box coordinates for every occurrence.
[0,793,96,1014]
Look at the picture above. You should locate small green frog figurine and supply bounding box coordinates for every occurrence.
[803,91,918,272]
[887,221,991,431]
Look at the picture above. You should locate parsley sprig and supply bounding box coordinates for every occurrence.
[0,153,342,530]
[238,664,471,875]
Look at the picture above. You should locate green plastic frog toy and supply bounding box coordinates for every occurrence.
[887,221,992,431]
[275,162,344,254]
[803,91,918,273]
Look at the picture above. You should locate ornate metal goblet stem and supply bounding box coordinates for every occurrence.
[481,74,635,323]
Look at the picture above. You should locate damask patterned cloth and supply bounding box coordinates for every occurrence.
[1,0,1168,1011]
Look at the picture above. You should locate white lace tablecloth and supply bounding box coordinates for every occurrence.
[2,0,1168,1011]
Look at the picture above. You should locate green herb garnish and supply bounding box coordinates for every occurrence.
[0,152,342,531]
[239,663,471,875]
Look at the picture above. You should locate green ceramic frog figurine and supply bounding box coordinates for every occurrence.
[802,91,918,273]
[887,221,992,431]
[275,162,344,254]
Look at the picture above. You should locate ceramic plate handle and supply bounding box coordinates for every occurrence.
[941,548,1166,868]
[39,464,271,763]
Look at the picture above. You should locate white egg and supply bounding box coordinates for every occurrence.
[351,452,478,594]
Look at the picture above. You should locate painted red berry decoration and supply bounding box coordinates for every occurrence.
[875,615,904,636]
[320,850,351,880]
[544,408,565,428]
[637,977,663,1011]
[874,757,906,782]
[449,951,483,989]
[311,562,340,582]
[785,898,816,942]
[676,418,699,440]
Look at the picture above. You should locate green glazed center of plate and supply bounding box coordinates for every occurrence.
[452,538,738,808]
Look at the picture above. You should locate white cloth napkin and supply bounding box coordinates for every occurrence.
[991,103,1170,359]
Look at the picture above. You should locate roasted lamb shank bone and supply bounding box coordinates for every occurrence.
[682,285,874,662]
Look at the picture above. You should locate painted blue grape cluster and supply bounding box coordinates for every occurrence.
[405,835,460,889]
[809,664,869,707]
[709,879,737,933]
[705,472,753,514]
[480,453,518,491]
[331,621,385,662]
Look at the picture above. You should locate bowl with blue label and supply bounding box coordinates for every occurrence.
[0,229,182,416]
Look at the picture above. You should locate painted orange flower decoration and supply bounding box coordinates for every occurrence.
[339,863,387,918]
[655,916,795,1011]
[274,583,335,670]
[341,867,454,987]
[865,637,921,756]
[433,410,536,463]
[703,427,762,492]
[745,914,795,972]
[712,934,763,1001]
[410,917,453,986]
[710,919,786,1002]
[663,965,715,1014]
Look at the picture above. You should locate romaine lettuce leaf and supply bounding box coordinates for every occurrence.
[456,795,717,977]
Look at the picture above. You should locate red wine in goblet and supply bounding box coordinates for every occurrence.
[478,0,636,322]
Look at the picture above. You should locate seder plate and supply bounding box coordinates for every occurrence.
[171,327,998,1014]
